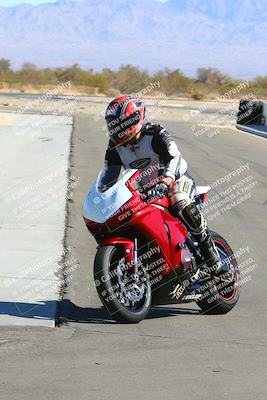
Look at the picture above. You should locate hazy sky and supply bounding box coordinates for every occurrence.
[0,0,168,5]
[0,0,55,5]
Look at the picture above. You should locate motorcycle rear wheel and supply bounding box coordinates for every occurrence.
[196,231,240,314]
[94,245,152,323]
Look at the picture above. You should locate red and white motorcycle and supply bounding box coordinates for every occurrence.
[83,169,240,323]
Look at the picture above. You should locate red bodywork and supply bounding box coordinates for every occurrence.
[84,170,207,278]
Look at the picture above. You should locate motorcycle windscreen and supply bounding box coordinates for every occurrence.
[83,169,137,223]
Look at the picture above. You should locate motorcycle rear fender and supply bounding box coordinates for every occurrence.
[99,237,134,264]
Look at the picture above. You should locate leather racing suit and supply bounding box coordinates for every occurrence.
[99,122,207,237]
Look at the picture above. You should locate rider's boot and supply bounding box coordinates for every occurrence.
[194,229,222,275]
[177,202,222,276]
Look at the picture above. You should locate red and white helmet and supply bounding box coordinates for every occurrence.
[105,96,146,146]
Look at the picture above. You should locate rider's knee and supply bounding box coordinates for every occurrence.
[169,192,192,213]
[179,202,207,235]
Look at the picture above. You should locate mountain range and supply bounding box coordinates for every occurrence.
[0,0,267,78]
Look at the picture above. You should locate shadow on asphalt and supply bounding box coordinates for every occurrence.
[0,300,57,320]
[0,300,200,324]
[59,299,200,325]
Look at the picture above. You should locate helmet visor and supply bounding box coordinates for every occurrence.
[106,111,141,145]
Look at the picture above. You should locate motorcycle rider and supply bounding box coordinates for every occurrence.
[99,96,221,274]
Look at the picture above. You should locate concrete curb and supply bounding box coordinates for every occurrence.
[236,124,267,139]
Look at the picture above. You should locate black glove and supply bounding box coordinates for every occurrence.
[147,182,169,200]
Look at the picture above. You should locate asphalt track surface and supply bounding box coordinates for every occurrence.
[1,106,267,400]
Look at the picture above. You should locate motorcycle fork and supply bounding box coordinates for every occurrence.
[132,237,139,278]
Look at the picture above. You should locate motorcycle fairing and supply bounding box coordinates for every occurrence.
[130,204,188,276]
[84,168,189,274]
[83,169,138,224]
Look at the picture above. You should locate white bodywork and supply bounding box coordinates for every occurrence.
[83,169,137,223]
[83,171,211,224]
[195,185,211,197]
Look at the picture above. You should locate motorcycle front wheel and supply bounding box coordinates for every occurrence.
[94,245,152,323]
